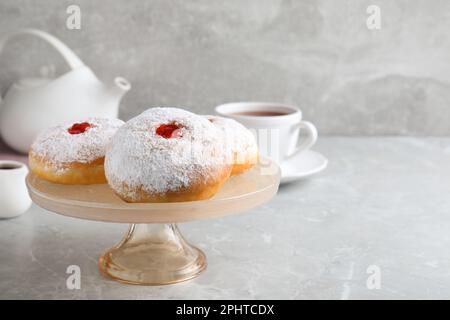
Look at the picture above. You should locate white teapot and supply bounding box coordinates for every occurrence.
[0,29,131,153]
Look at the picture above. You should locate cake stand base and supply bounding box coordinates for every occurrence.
[26,159,280,286]
[98,223,206,285]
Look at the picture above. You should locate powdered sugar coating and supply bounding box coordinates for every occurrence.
[105,107,231,199]
[205,115,258,164]
[30,118,124,168]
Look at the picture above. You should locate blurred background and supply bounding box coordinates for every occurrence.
[1,0,449,135]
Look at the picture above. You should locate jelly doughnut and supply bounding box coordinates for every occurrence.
[105,107,232,203]
[29,118,124,184]
[205,115,258,175]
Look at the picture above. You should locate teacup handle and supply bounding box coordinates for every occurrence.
[287,121,318,159]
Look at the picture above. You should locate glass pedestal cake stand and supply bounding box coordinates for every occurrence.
[26,160,280,285]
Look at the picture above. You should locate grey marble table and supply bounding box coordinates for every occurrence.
[1,137,449,299]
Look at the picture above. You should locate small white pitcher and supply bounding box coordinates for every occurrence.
[0,160,31,219]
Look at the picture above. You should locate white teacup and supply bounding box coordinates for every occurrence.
[0,160,32,219]
[215,102,318,164]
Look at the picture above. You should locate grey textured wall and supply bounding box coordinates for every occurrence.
[1,0,449,135]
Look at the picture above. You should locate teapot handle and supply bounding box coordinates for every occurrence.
[0,28,84,70]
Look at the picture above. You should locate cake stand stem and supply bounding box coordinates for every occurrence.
[98,223,206,285]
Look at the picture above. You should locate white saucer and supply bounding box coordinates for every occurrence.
[280,149,328,184]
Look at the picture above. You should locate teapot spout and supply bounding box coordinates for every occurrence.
[110,77,131,100]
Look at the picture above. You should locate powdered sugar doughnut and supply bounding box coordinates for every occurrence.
[29,118,124,184]
[205,115,258,175]
[105,107,232,203]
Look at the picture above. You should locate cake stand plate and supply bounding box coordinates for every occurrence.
[26,159,280,285]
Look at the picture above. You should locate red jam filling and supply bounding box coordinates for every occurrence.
[68,122,92,135]
[156,123,183,139]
